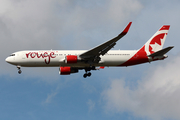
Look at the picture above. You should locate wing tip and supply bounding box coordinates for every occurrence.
[121,22,132,35]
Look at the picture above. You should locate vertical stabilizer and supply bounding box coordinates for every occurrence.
[139,25,170,55]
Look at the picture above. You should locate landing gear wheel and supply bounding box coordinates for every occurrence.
[83,74,87,78]
[17,66,22,74]
[18,70,22,74]
[87,72,91,77]
[83,72,92,78]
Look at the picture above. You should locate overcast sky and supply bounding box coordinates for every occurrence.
[1,0,180,120]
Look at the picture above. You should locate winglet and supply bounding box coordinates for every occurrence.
[121,22,132,35]
[79,22,132,59]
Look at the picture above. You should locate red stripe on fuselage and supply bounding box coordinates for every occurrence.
[119,46,149,66]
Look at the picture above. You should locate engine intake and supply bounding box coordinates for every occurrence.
[59,67,78,75]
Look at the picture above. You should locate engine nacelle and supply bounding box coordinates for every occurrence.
[59,67,78,75]
[65,55,78,63]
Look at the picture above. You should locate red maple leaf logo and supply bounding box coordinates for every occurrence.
[149,33,166,54]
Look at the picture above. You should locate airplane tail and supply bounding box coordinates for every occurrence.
[120,25,173,66]
[140,25,170,55]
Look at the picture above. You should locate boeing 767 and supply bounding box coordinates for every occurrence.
[5,22,173,78]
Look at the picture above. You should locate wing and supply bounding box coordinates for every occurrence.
[79,22,132,63]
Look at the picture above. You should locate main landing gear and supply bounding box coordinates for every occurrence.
[17,66,22,74]
[83,72,91,78]
[83,66,95,78]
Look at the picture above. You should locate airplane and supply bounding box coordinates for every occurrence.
[5,22,174,78]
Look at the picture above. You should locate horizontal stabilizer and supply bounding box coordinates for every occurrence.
[148,46,174,57]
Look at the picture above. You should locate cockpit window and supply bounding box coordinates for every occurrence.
[10,54,15,56]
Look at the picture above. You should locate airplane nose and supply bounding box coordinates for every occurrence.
[5,56,17,65]
[5,57,12,63]
[5,57,10,63]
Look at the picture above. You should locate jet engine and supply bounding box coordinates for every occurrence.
[59,67,78,75]
[65,55,78,63]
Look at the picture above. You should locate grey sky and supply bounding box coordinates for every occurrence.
[1,0,180,120]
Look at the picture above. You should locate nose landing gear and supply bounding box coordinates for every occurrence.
[17,66,22,74]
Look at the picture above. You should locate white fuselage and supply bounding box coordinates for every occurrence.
[5,23,172,77]
[5,50,137,67]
